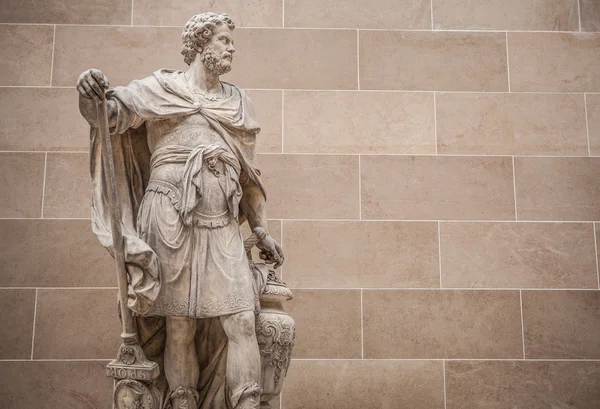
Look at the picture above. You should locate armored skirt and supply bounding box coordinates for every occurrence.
[136,144,256,319]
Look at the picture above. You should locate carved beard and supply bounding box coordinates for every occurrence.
[200,45,232,75]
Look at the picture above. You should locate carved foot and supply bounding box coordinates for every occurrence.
[235,383,262,409]
[170,386,199,409]
[236,396,260,409]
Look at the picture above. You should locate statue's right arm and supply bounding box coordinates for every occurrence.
[77,69,116,128]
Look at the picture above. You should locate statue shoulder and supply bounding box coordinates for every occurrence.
[118,69,182,95]
[222,82,252,102]
[112,72,163,97]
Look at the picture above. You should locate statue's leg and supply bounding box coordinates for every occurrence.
[165,316,200,408]
[220,311,262,409]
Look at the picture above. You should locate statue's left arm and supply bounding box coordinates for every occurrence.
[240,180,284,268]
[233,87,284,267]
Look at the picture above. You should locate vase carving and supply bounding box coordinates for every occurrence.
[254,273,295,407]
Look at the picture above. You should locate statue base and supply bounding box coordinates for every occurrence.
[107,335,161,409]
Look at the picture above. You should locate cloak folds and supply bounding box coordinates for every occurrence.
[89,69,266,409]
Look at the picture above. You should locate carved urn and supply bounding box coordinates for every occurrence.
[254,269,296,408]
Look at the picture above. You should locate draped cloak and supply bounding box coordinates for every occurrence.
[89,69,266,409]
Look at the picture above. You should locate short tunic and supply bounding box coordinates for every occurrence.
[136,110,256,318]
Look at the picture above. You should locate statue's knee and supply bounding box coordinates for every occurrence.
[167,317,196,345]
[227,311,256,339]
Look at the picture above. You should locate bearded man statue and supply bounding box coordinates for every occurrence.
[77,12,285,409]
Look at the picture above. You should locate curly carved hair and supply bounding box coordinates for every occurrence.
[181,13,235,65]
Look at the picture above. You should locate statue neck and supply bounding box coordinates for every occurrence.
[185,62,221,94]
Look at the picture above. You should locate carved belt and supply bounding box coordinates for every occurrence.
[147,144,242,227]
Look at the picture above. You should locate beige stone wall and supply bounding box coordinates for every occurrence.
[1,1,600,408]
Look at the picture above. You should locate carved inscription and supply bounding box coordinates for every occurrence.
[107,366,152,381]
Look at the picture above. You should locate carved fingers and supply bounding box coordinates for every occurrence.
[76,69,110,102]
[259,235,284,269]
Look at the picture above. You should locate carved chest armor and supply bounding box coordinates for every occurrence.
[144,113,239,226]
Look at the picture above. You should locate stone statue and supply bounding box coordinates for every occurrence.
[77,12,295,409]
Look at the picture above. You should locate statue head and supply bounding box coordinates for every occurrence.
[181,12,236,75]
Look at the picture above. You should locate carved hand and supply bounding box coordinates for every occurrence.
[76,68,110,102]
[256,229,284,269]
